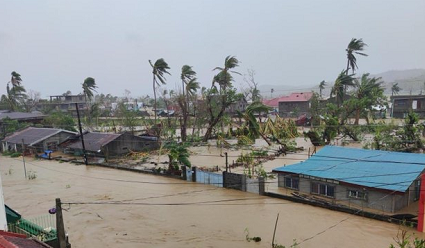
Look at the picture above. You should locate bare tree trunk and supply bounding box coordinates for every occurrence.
[153,75,157,124]
[354,108,360,125]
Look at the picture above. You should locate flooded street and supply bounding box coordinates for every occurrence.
[0,156,421,247]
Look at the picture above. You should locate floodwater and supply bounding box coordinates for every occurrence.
[1,156,423,248]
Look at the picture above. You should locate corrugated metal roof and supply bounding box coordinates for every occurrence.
[66,132,121,152]
[2,127,77,146]
[272,146,425,192]
[0,111,46,122]
[279,92,313,102]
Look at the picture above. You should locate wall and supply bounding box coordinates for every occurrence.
[279,101,310,117]
[223,172,264,195]
[278,173,411,213]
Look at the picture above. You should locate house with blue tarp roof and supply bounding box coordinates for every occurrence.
[272,146,425,213]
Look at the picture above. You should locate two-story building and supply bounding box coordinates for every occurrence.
[48,94,88,116]
[278,92,313,117]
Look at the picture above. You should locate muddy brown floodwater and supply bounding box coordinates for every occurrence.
[1,156,423,248]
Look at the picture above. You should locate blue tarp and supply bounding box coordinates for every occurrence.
[273,146,425,192]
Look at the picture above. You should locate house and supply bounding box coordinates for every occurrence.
[391,95,425,118]
[278,92,313,117]
[272,146,425,213]
[46,94,88,117]
[1,127,77,153]
[64,132,159,157]
[226,97,248,116]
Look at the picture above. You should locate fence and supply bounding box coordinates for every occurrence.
[7,214,57,242]
[183,166,223,187]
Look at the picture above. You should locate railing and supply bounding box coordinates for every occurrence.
[7,214,57,242]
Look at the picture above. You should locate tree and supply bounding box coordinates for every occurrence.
[149,58,170,124]
[346,38,368,74]
[43,112,77,132]
[179,65,198,141]
[331,70,355,107]
[391,83,402,96]
[203,56,241,141]
[1,71,26,111]
[351,73,385,124]
[243,69,261,102]
[82,77,97,122]
[23,90,41,112]
[319,80,326,98]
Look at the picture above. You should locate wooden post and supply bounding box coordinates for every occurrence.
[21,139,27,179]
[56,198,67,248]
[75,103,88,165]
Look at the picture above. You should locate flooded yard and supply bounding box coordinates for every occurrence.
[1,155,421,248]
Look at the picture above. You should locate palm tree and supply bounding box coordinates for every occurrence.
[346,38,368,74]
[82,77,97,102]
[319,80,326,98]
[391,83,401,96]
[149,58,171,124]
[203,56,240,141]
[81,77,97,120]
[212,56,241,91]
[10,71,22,87]
[331,70,355,107]
[352,74,384,124]
[181,65,196,97]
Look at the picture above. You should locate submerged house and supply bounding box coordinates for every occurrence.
[272,146,425,213]
[1,127,77,153]
[64,132,158,158]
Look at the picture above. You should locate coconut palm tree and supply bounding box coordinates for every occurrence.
[181,65,196,97]
[352,74,384,124]
[10,71,22,87]
[149,58,171,124]
[82,77,97,121]
[331,70,355,107]
[346,38,368,74]
[319,80,326,98]
[212,56,240,91]
[82,77,97,102]
[391,83,401,96]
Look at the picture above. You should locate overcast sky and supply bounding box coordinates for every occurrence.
[1,0,424,98]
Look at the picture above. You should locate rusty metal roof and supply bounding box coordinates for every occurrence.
[66,132,121,152]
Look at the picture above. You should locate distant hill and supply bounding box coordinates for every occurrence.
[258,69,425,99]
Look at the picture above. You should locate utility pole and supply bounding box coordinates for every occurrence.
[75,103,88,165]
[21,139,27,179]
[55,198,67,248]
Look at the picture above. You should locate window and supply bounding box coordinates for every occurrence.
[311,182,335,198]
[347,190,367,200]
[284,177,299,190]
[414,180,421,201]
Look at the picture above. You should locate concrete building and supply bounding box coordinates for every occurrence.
[390,95,425,118]
[273,146,425,213]
[1,127,77,153]
[278,92,313,117]
[47,94,88,116]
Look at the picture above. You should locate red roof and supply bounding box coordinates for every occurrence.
[263,97,286,108]
[0,231,52,248]
[263,92,313,107]
[278,92,313,103]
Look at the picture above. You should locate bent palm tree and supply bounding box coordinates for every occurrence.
[319,80,326,98]
[212,56,240,91]
[10,71,22,87]
[149,58,171,124]
[391,83,401,96]
[346,38,368,74]
[331,70,355,107]
[82,77,97,120]
[352,74,384,124]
